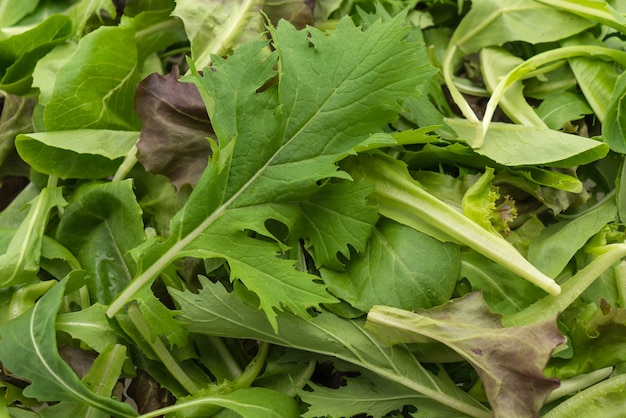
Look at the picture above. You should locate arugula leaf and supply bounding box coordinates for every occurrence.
[56,304,121,353]
[0,186,66,287]
[107,13,435,327]
[366,292,566,418]
[0,273,138,417]
[172,278,491,417]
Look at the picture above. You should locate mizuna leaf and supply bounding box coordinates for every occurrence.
[0,273,138,418]
[171,277,491,418]
[135,68,214,189]
[366,292,566,418]
[107,13,435,327]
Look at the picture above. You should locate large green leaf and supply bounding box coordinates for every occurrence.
[323,218,460,312]
[107,13,436,327]
[16,130,139,179]
[43,21,141,131]
[0,0,39,27]
[55,180,145,304]
[171,278,491,418]
[0,274,138,417]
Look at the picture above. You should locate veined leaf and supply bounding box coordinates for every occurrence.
[366,293,565,418]
[0,187,66,288]
[43,20,141,131]
[171,278,491,418]
[56,304,121,353]
[0,273,138,417]
[107,13,436,327]
[172,0,265,70]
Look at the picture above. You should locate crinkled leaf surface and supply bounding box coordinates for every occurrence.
[43,21,141,131]
[15,130,139,179]
[0,274,138,417]
[135,68,213,189]
[366,292,566,418]
[172,0,264,70]
[171,277,491,417]
[108,13,435,328]
[323,218,460,312]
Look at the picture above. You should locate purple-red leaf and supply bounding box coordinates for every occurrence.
[366,292,566,417]
[135,68,214,189]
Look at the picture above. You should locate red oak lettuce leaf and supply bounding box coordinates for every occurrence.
[366,292,565,417]
[546,298,626,379]
[135,68,214,189]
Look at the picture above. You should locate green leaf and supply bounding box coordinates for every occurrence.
[55,180,145,304]
[536,0,626,34]
[69,0,117,37]
[527,196,617,277]
[0,273,138,417]
[172,0,265,70]
[43,21,141,131]
[108,13,435,326]
[444,118,609,167]
[603,70,626,153]
[171,278,491,418]
[0,14,73,94]
[15,130,139,179]
[56,304,121,353]
[0,0,39,27]
[366,293,566,418]
[0,187,66,288]
[168,387,300,418]
[535,91,593,130]
[323,218,460,311]
[0,94,35,169]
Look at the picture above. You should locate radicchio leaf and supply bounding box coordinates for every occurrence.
[135,68,214,189]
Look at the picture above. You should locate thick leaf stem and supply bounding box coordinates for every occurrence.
[477,45,626,147]
[127,304,200,394]
[504,243,626,326]
[348,153,561,295]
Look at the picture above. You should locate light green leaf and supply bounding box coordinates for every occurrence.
[172,0,264,70]
[108,13,435,326]
[323,218,460,312]
[527,196,618,277]
[0,274,138,417]
[69,0,117,37]
[0,0,39,27]
[0,14,73,94]
[171,278,491,418]
[43,21,141,131]
[536,0,626,34]
[56,304,121,353]
[444,118,609,167]
[0,187,66,288]
[55,180,145,304]
[602,70,626,153]
[366,293,565,418]
[535,91,593,130]
[480,47,547,128]
[543,373,626,418]
[16,130,139,179]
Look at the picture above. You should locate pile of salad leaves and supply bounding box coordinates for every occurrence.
[2,0,626,416]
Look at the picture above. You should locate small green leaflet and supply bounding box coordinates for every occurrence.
[107,12,435,328]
